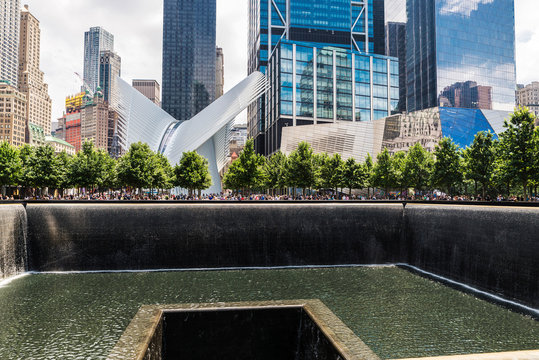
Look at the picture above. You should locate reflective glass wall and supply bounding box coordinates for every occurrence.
[406,0,516,112]
[247,0,387,155]
[435,0,516,111]
[162,0,216,121]
[264,40,398,154]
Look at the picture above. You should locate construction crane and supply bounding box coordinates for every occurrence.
[74,72,94,98]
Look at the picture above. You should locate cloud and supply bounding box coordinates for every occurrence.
[439,0,495,17]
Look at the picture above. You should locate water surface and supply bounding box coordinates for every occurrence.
[0,266,537,359]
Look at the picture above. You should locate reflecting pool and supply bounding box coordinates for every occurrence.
[0,266,537,359]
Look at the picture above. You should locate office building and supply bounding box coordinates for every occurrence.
[27,122,45,147]
[517,82,539,118]
[81,95,109,151]
[0,0,20,87]
[18,5,52,136]
[132,79,160,106]
[45,136,75,155]
[83,27,114,93]
[406,0,516,112]
[0,82,26,146]
[263,41,397,155]
[216,47,224,98]
[385,22,406,112]
[162,0,216,121]
[99,50,121,110]
[248,0,391,156]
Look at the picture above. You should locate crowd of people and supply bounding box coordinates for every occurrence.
[1,192,538,202]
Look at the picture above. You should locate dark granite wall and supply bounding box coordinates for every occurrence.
[160,308,346,360]
[16,203,539,308]
[405,204,539,308]
[25,203,405,272]
[0,204,27,280]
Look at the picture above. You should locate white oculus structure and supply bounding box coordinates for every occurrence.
[115,72,268,194]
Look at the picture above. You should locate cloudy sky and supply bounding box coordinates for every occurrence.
[21,0,539,123]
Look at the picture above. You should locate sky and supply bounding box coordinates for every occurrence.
[20,0,539,124]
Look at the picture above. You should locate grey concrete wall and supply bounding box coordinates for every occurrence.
[0,204,27,280]
[25,203,405,272]
[405,204,539,308]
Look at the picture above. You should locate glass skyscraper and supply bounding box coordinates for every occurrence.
[248,0,390,155]
[406,0,516,112]
[162,0,216,121]
[83,27,114,93]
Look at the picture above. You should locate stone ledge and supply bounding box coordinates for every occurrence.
[107,299,381,360]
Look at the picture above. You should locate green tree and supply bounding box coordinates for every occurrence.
[392,151,407,197]
[319,153,345,196]
[342,157,367,196]
[26,144,60,195]
[18,144,34,197]
[70,141,101,192]
[371,148,395,198]
[364,153,374,198]
[173,151,212,197]
[463,131,496,199]
[223,139,265,194]
[117,142,157,194]
[403,143,433,198]
[497,107,537,199]
[431,137,463,197]
[263,151,287,195]
[153,153,174,194]
[55,151,72,195]
[286,142,316,196]
[96,149,117,193]
[0,141,21,194]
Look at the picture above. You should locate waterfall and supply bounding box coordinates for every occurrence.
[0,205,27,280]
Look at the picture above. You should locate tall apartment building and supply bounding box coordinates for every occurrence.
[81,95,109,151]
[517,82,539,119]
[0,0,20,87]
[162,0,216,121]
[18,5,52,136]
[406,0,516,112]
[0,82,26,146]
[132,79,161,106]
[247,0,395,155]
[83,27,114,93]
[99,50,121,110]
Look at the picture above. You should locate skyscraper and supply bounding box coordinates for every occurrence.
[216,47,224,99]
[162,0,216,121]
[247,0,395,156]
[132,80,161,106]
[18,5,52,136]
[0,0,20,87]
[83,27,114,93]
[406,0,516,112]
[99,50,121,110]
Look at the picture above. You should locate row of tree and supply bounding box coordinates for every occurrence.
[0,107,537,199]
[0,141,211,197]
[223,107,539,199]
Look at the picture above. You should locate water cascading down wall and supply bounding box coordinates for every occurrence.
[1,203,538,309]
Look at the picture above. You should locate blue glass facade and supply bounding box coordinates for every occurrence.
[248,0,388,155]
[263,40,398,155]
[438,107,497,149]
[406,0,516,112]
[162,0,216,121]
